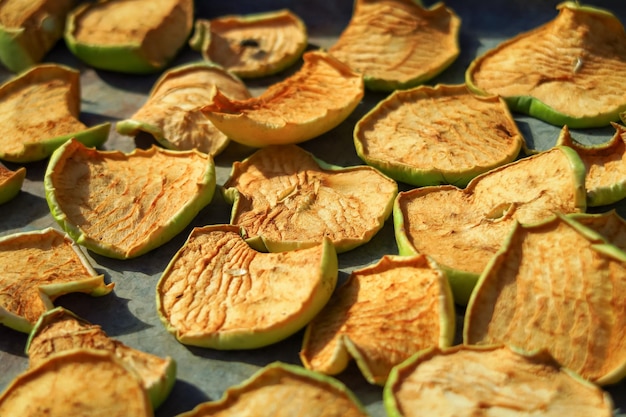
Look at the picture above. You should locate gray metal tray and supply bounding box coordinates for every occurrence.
[1,1,625,415]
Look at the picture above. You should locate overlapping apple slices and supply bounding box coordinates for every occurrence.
[201,50,364,147]
[156,225,338,349]
[190,9,307,78]
[0,227,113,334]
[223,145,397,253]
[555,124,626,207]
[116,62,251,156]
[27,307,176,409]
[0,0,76,73]
[0,163,25,205]
[64,0,193,74]
[328,0,460,91]
[178,362,368,417]
[300,254,455,385]
[0,350,153,417]
[44,139,216,259]
[0,63,109,163]
[384,345,614,417]
[354,84,523,187]
[464,214,626,385]
[466,2,626,128]
[394,146,586,305]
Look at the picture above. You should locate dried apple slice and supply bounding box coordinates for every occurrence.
[569,210,626,252]
[223,145,397,253]
[116,62,251,156]
[555,124,626,206]
[0,227,113,334]
[64,0,193,74]
[0,63,109,163]
[384,345,614,417]
[0,163,25,205]
[466,2,626,128]
[394,146,586,305]
[201,50,364,147]
[300,254,455,385]
[26,307,175,409]
[464,214,626,385]
[0,349,153,417]
[328,0,460,91]
[177,362,368,417]
[157,224,337,349]
[354,84,523,187]
[189,9,307,78]
[44,139,216,259]
[0,0,76,72]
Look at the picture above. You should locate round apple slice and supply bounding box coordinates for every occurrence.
[223,145,397,253]
[189,9,307,78]
[384,345,614,417]
[116,62,251,156]
[0,163,25,205]
[178,362,368,417]
[300,254,455,385]
[200,50,364,147]
[394,146,586,305]
[464,214,626,385]
[44,139,216,259]
[0,0,76,73]
[0,63,109,163]
[64,0,193,74]
[157,224,338,349]
[0,228,113,334]
[328,0,460,91]
[466,2,626,128]
[27,307,176,410]
[0,349,153,417]
[354,84,523,187]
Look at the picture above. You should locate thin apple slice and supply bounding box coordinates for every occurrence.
[0,163,25,205]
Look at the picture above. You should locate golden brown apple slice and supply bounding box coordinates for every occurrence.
[0,228,113,334]
[354,84,523,187]
[464,214,626,385]
[0,163,25,205]
[156,224,338,349]
[384,345,614,417]
[223,145,397,253]
[569,210,626,252]
[300,254,455,385]
[329,0,460,91]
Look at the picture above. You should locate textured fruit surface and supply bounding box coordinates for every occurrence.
[0,163,25,205]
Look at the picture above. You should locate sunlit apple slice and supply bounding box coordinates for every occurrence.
[27,307,176,409]
[0,63,109,163]
[156,224,338,349]
[201,50,364,147]
[466,2,626,128]
[569,210,626,252]
[189,9,307,78]
[0,163,25,205]
[0,349,153,417]
[394,146,586,305]
[300,254,455,385]
[64,0,193,74]
[354,84,523,187]
[0,227,113,334]
[44,139,216,259]
[177,362,368,417]
[223,145,397,253]
[0,0,76,72]
[329,0,460,91]
[464,214,626,385]
[384,345,614,417]
[555,124,626,207]
[116,62,251,156]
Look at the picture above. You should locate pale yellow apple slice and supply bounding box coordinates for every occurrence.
[201,50,364,147]
[0,227,113,334]
[156,224,338,349]
[300,254,455,385]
